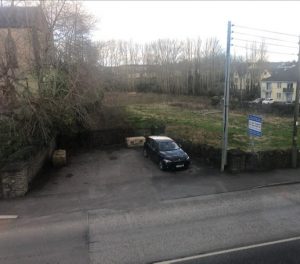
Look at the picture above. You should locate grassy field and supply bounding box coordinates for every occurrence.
[110,96,296,152]
[103,92,297,151]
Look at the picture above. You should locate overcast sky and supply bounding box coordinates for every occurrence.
[84,1,300,62]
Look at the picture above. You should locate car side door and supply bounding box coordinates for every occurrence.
[146,139,154,158]
[148,139,158,161]
[152,141,160,163]
[144,137,151,153]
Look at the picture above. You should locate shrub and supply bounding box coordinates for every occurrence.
[210,96,220,106]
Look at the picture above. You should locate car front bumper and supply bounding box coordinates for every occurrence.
[164,160,190,170]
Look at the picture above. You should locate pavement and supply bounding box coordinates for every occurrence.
[1,147,300,263]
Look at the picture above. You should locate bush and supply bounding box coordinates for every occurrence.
[136,82,160,93]
[210,96,220,106]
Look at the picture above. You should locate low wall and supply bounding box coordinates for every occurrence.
[234,102,298,116]
[0,139,56,198]
[57,126,165,151]
[227,149,298,173]
[57,128,134,151]
[175,139,299,173]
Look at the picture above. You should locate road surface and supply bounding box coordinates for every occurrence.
[1,183,300,263]
[1,148,300,263]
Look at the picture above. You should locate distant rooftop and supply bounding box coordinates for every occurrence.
[263,65,298,82]
[0,6,46,28]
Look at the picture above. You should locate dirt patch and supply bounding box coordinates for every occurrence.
[168,102,207,111]
[103,92,211,107]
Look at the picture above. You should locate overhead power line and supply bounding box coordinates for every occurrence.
[233,31,298,45]
[233,24,299,38]
[233,38,298,50]
[232,44,297,56]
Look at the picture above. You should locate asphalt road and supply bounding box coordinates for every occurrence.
[88,184,300,264]
[1,148,300,264]
[2,183,300,264]
[155,237,300,264]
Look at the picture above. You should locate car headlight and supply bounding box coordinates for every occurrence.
[186,156,190,160]
[163,159,172,163]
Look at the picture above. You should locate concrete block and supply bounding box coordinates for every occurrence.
[126,137,145,148]
[52,149,67,167]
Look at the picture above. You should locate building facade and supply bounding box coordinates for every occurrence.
[0,6,51,100]
[261,66,298,103]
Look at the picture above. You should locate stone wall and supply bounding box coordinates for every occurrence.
[0,24,50,75]
[1,162,28,198]
[57,126,165,152]
[57,128,134,151]
[0,138,56,198]
[175,139,299,173]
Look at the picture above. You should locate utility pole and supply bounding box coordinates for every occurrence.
[221,21,232,172]
[292,36,300,168]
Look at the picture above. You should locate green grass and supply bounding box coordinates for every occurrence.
[125,103,297,151]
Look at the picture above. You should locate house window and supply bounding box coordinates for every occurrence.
[286,82,294,93]
[266,82,272,90]
[287,82,293,89]
[277,82,281,88]
[277,93,281,99]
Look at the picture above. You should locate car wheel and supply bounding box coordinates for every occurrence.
[159,160,165,171]
[143,148,148,158]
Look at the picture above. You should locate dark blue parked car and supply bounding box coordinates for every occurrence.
[143,136,190,170]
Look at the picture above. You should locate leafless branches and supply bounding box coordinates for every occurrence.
[0,1,102,162]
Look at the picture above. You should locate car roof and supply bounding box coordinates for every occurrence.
[148,136,173,142]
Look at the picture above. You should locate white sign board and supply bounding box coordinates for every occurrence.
[248,115,262,137]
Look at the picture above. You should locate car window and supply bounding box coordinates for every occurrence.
[158,141,179,151]
[149,139,156,150]
[146,137,150,145]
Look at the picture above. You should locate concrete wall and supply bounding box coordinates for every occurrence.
[0,138,56,199]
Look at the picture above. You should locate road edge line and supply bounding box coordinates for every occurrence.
[0,215,18,219]
[153,236,300,264]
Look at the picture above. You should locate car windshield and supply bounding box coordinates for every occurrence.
[159,141,179,151]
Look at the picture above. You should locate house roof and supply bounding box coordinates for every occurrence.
[0,6,46,29]
[262,66,299,82]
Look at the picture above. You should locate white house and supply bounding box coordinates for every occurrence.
[261,65,298,103]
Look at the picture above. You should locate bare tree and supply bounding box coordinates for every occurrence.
[96,37,224,95]
[0,1,103,163]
